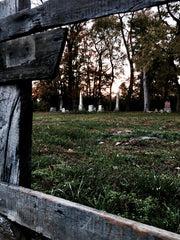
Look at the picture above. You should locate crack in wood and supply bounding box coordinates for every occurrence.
[2,91,20,183]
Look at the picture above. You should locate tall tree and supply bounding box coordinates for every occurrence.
[131,8,179,111]
[159,2,180,111]
[90,19,107,106]
[90,16,124,109]
[59,22,87,110]
[118,13,136,111]
[103,16,125,110]
[80,31,96,99]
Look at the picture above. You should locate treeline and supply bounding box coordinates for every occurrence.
[32,3,180,112]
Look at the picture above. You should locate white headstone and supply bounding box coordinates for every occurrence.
[78,90,83,111]
[97,105,103,112]
[50,107,56,112]
[88,105,94,112]
[114,93,119,111]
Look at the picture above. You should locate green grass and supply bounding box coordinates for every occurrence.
[32,112,180,234]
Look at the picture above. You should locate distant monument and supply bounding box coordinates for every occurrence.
[114,93,119,111]
[78,91,83,111]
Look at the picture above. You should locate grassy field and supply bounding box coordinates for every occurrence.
[32,112,180,234]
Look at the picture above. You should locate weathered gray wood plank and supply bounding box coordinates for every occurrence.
[0,182,179,240]
[0,1,32,239]
[0,216,16,240]
[0,0,17,18]
[0,82,32,187]
[0,0,31,186]
[0,28,67,83]
[0,85,21,184]
[0,0,30,18]
[0,0,177,42]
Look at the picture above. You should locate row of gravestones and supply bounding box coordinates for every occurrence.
[50,92,172,113]
[50,91,120,112]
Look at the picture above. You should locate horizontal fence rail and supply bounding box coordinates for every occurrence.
[0,28,67,83]
[0,181,179,240]
[0,0,177,43]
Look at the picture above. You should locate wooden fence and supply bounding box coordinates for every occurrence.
[0,0,179,239]
[0,182,180,240]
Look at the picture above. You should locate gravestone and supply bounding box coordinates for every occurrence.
[50,107,56,112]
[97,104,103,112]
[78,90,83,111]
[164,101,171,113]
[114,93,119,111]
[88,105,94,112]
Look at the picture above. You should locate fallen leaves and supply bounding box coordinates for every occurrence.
[112,130,132,136]
[67,148,74,153]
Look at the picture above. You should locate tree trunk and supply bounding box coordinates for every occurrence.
[175,79,180,112]
[119,15,135,111]
[169,58,180,112]
[109,84,112,111]
[109,55,115,111]
[126,62,134,111]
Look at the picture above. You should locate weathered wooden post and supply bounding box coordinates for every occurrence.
[0,0,32,188]
[0,1,32,238]
[0,0,68,186]
[0,0,67,238]
[0,0,31,196]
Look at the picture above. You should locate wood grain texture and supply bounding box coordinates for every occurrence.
[0,0,177,42]
[0,0,17,18]
[0,215,15,240]
[0,82,32,187]
[0,28,67,83]
[0,182,180,240]
[0,85,21,184]
[0,0,32,188]
[0,214,43,239]
[0,2,32,238]
[0,0,30,18]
